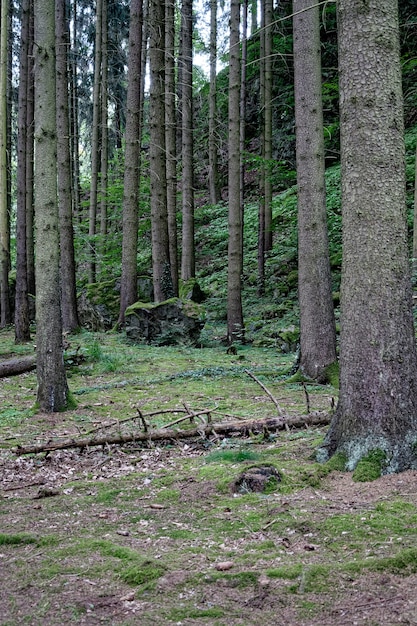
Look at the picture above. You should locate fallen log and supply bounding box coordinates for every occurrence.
[0,355,37,378]
[13,413,331,456]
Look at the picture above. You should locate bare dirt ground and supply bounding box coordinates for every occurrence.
[2,434,417,626]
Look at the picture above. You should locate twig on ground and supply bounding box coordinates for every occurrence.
[244,369,286,418]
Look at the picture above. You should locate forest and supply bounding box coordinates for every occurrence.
[1,0,417,623]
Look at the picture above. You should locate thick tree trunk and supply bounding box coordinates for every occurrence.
[165,0,178,294]
[87,0,103,284]
[208,0,220,205]
[118,0,143,324]
[14,0,31,343]
[293,0,337,381]
[149,0,172,301]
[227,0,244,344]
[180,0,195,282]
[0,0,11,327]
[34,0,70,412]
[319,0,417,473]
[56,0,79,333]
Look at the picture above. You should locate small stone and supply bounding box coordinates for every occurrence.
[215,561,234,571]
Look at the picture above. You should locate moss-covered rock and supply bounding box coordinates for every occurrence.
[125,298,205,346]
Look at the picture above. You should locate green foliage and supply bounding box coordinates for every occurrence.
[120,561,166,587]
[0,533,37,546]
[204,447,261,464]
[352,450,386,482]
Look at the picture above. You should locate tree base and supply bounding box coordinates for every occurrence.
[317,429,417,475]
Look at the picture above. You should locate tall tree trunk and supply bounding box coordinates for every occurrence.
[34,0,70,412]
[227,0,244,344]
[208,0,220,205]
[56,0,79,332]
[149,0,172,301]
[0,0,10,327]
[88,0,103,284]
[293,0,336,381]
[319,0,417,473]
[180,0,195,282]
[240,0,248,274]
[26,5,35,318]
[165,0,178,294]
[257,0,266,295]
[14,0,31,342]
[118,0,144,324]
[263,0,272,253]
[70,0,81,221]
[412,136,417,282]
[99,0,108,245]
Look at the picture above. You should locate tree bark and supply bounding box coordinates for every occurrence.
[0,355,37,377]
[208,0,220,205]
[227,0,244,344]
[56,0,79,333]
[87,0,103,284]
[293,0,337,381]
[149,0,172,301]
[180,0,195,282]
[0,0,11,327]
[34,0,70,412]
[14,0,31,343]
[165,0,178,294]
[118,0,144,324]
[319,0,417,473]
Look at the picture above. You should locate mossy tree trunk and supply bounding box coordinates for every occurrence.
[319,0,417,473]
[293,0,337,381]
[34,0,70,412]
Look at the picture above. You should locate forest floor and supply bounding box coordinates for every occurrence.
[1,328,417,625]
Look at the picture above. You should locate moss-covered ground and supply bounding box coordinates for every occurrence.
[1,328,417,625]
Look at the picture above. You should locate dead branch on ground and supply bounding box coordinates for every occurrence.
[12,412,331,456]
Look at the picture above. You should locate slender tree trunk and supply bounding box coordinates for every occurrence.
[118,0,143,324]
[88,0,103,284]
[165,0,178,294]
[227,0,244,344]
[99,0,108,244]
[34,0,70,412]
[263,0,273,252]
[149,0,172,301]
[293,0,336,381]
[240,0,248,274]
[412,136,417,282]
[0,0,10,327]
[208,0,220,205]
[319,0,417,473]
[180,0,195,282]
[56,0,79,332]
[250,0,257,34]
[26,0,36,320]
[26,5,35,318]
[70,0,81,221]
[14,0,31,342]
[257,0,266,295]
